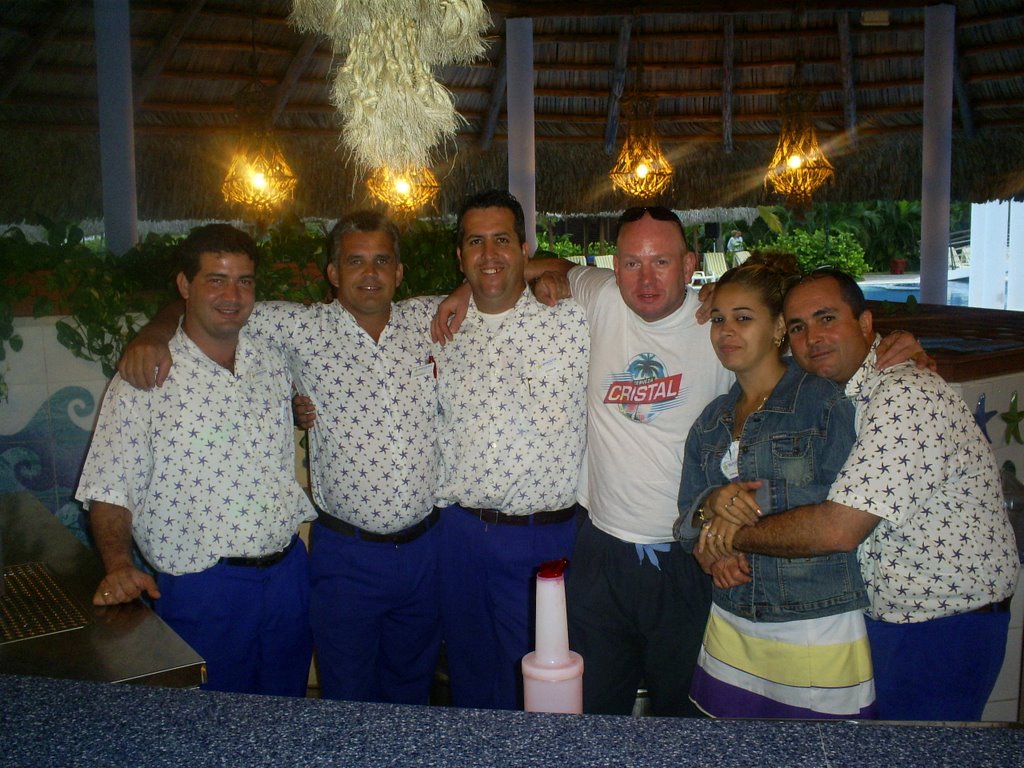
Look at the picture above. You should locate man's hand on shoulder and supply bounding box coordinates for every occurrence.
[875,329,936,372]
[530,270,572,307]
[431,282,472,345]
[695,282,716,325]
[118,327,173,389]
[118,300,184,389]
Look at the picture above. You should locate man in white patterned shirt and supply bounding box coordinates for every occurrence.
[118,212,444,706]
[77,224,317,696]
[433,189,589,710]
[722,269,1019,720]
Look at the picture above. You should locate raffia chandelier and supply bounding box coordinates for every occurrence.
[221,56,297,214]
[367,166,439,212]
[289,1,489,173]
[765,90,835,209]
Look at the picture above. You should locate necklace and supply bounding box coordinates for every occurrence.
[732,393,769,439]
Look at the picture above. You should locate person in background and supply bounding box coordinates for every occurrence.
[116,211,444,706]
[725,229,745,254]
[674,255,875,719]
[702,268,1018,721]
[77,224,316,696]
[432,189,589,711]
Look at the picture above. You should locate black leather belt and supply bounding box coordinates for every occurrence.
[972,596,1013,613]
[461,505,577,526]
[219,536,298,568]
[317,508,440,544]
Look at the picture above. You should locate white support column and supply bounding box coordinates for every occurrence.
[919,4,955,305]
[1008,201,1024,311]
[94,0,138,255]
[969,201,1008,310]
[506,17,537,255]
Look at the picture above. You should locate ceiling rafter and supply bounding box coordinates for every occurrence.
[0,0,80,101]
[133,0,206,111]
[602,16,632,156]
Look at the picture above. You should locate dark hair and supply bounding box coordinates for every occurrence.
[327,210,401,265]
[792,267,867,317]
[177,223,259,281]
[616,206,690,251]
[715,251,802,352]
[456,189,527,247]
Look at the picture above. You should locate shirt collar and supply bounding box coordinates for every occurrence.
[844,333,883,400]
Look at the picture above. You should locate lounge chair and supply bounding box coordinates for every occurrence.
[703,252,728,279]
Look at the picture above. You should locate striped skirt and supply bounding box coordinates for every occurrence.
[690,603,877,719]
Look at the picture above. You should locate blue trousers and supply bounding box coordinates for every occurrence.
[438,504,577,710]
[309,520,441,704]
[865,609,1011,720]
[155,540,311,696]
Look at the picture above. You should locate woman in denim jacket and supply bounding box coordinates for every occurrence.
[674,255,876,719]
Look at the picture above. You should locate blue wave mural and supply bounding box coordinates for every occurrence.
[0,385,97,546]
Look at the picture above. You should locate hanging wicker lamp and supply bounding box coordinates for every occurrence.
[609,95,673,199]
[366,166,440,213]
[765,90,834,209]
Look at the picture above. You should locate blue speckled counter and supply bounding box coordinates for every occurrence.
[2,674,1022,768]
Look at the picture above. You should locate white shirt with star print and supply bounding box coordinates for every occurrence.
[245,299,441,534]
[76,326,316,575]
[829,336,1019,623]
[433,288,589,515]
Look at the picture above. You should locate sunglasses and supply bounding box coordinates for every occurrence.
[618,206,689,249]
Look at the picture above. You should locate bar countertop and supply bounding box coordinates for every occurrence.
[1,674,1022,768]
[0,492,204,687]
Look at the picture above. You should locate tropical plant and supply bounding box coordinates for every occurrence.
[535,231,586,260]
[763,228,871,278]
[255,214,330,304]
[395,218,461,300]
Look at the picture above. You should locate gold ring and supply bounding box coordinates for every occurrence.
[102,591,111,597]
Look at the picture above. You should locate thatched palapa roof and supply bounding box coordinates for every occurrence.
[0,1,1022,222]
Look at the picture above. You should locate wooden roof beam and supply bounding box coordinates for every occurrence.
[0,0,80,101]
[479,32,508,150]
[837,10,858,145]
[602,16,632,155]
[133,0,206,111]
[489,2,927,16]
[271,33,320,125]
[722,15,735,153]
[953,48,976,140]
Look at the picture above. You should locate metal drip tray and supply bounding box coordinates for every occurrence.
[0,562,91,644]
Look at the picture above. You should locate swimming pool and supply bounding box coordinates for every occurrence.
[859,278,969,306]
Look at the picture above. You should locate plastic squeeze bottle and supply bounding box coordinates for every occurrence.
[521,558,584,714]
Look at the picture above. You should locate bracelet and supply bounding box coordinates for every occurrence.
[694,504,711,526]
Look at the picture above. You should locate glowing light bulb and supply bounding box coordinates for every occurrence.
[635,162,650,179]
[250,171,268,190]
[394,177,412,196]
[787,154,804,170]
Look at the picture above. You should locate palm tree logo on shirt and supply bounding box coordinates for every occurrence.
[627,353,663,384]
[603,353,683,424]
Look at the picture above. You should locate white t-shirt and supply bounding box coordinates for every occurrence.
[569,266,733,543]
